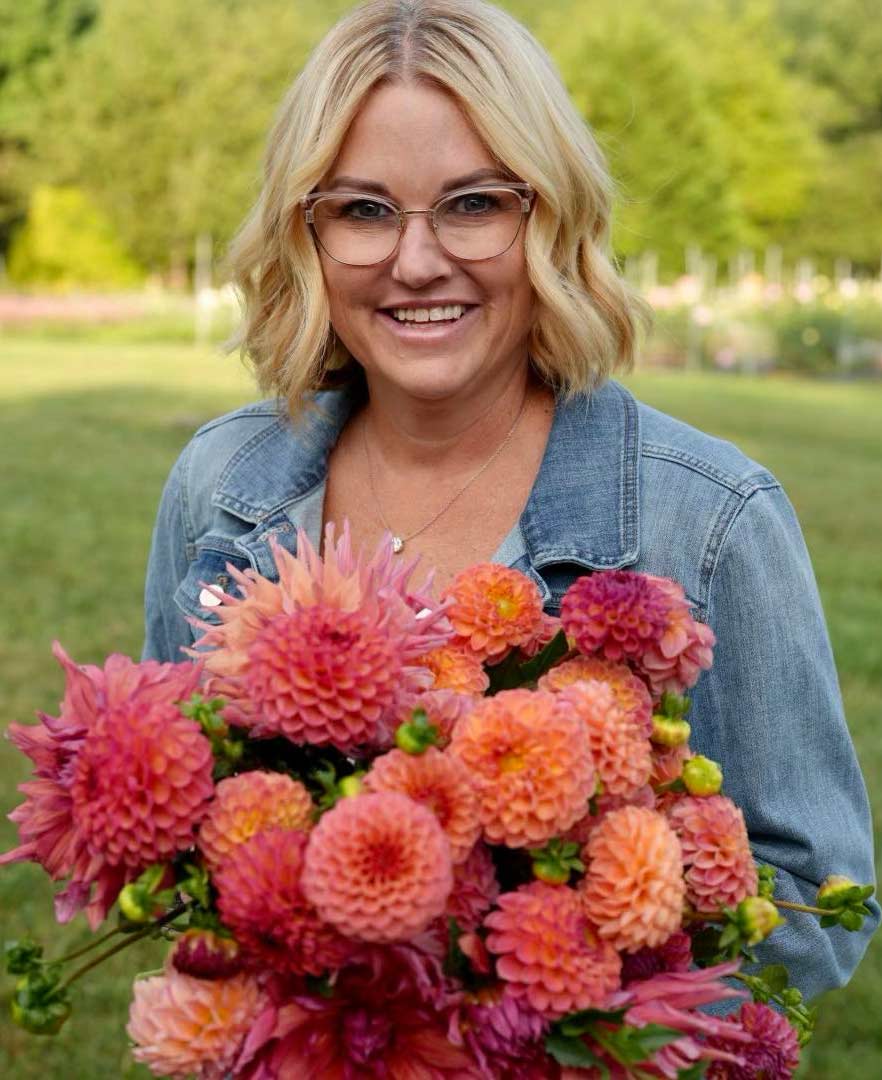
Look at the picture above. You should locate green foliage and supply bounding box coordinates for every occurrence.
[7,185,142,288]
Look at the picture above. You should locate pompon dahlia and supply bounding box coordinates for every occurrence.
[449,689,595,847]
[301,791,453,943]
[621,929,692,985]
[579,806,685,953]
[363,747,480,864]
[198,770,314,869]
[484,881,621,1018]
[562,784,656,846]
[638,575,715,697]
[0,643,209,929]
[555,681,651,799]
[560,571,672,664]
[538,655,653,737]
[667,796,758,913]
[127,967,265,1080]
[445,842,500,931]
[191,523,451,750]
[706,1001,801,1079]
[214,828,352,976]
[451,985,551,1079]
[442,563,543,662]
[420,643,490,694]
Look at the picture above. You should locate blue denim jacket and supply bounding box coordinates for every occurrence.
[143,379,878,999]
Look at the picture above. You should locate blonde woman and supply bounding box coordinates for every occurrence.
[143,0,877,1003]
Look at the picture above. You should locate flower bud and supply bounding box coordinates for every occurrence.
[11,993,71,1036]
[394,708,440,755]
[171,929,242,980]
[816,875,860,908]
[650,714,691,747]
[736,896,785,945]
[682,755,723,796]
[338,775,363,799]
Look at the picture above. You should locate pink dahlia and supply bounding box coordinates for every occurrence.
[171,928,242,980]
[555,681,651,799]
[621,929,692,985]
[538,654,653,737]
[706,1001,801,1079]
[198,770,313,869]
[485,881,621,1018]
[128,966,265,1079]
[214,828,352,976]
[0,644,207,928]
[560,571,671,664]
[638,575,715,697]
[579,806,685,952]
[451,985,551,1079]
[363,747,480,864]
[445,841,500,931]
[442,563,544,662]
[235,945,477,1079]
[301,791,453,943]
[667,795,758,913]
[191,524,451,750]
[402,687,480,746]
[449,689,595,847]
[519,612,564,659]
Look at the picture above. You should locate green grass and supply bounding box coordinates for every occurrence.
[0,342,878,1077]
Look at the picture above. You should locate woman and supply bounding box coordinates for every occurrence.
[143,0,877,1002]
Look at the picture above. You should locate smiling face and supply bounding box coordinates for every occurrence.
[316,79,536,407]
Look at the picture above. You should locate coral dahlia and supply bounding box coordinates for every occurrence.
[198,770,313,869]
[538,655,653,737]
[706,1001,801,1079]
[363,747,480,864]
[484,881,621,1018]
[579,806,685,952]
[214,828,352,976]
[301,791,453,943]
[442,563,543,662]
[449,689,595,847]
[420,642,490,694]
[667,795,758,913]
[555,681,652,799]
[127,967,265,1080]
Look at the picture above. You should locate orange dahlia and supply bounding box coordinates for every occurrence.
[556,681,652,799]
[442,563,544,662]
[484,881,621,1018]
[301,791,453,943]
[563,784,656,847]
[445,842,500,931]
[539,655,653,737]
[667,795,758,913]
[579,806,685,952]
[198,771,313,869]
[449,689,595,847]
[363,747,480,864]
[214,828,352,976]
[127,967,265,1080]
[420,643,490,694]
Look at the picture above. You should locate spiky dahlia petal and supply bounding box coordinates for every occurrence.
[555,681,652,799]
[667,795,758,913]
[538,655,653,737]
[198,771,314,869]
[442,563,544,662]
[560,571,671,664]
[127,967,265,1080]
[452,984,550,1078]
[706,1001,800,1079]
[485,881,621,1018]
[579,806,685,952]
[622,929,693,985]
[449,689,595,847]
[301,791,453,943]
[420,643,490,694]
[363,747,480,864]
[214,828,351,976]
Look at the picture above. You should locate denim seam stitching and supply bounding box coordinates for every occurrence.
[642,443,778,495]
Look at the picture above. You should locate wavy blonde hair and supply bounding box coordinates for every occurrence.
[225,0,650,415]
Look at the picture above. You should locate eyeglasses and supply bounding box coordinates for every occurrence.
[302,183,534,267]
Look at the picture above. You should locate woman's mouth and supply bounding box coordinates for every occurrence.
[377,304,478,340]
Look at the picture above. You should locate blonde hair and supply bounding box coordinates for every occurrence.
[225,0,650,415]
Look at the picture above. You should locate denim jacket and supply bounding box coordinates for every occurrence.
[143,379,878,999]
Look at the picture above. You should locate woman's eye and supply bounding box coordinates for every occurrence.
[342,200,390,220]
[453,192,498,214]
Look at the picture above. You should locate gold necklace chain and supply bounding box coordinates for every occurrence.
[361,394,529,554]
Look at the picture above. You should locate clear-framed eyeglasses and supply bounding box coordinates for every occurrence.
[302,183,534,267]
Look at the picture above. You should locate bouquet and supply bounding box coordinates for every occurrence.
[1,524,873,1078]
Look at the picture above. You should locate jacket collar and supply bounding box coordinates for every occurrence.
[213,379,640,571]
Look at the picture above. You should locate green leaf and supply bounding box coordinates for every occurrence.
[485,649,526,695]
[758,964,789,995]
[516,629,570,683]
[676,1063,709,1079]
[558,1006,627,1036]
[545,1031,608,1072]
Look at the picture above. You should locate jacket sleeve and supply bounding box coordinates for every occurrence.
[690,482,879,1001]
[142,445,196,664]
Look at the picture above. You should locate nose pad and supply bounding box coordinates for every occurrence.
[390,213,452,287]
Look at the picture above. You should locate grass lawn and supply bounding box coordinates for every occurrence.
[0,340,879,1078]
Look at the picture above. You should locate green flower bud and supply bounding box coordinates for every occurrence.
[338,775,363,799]
[816,875,860,908]
[10,995,71,1036]
[394,708,439,755]
[682,755,723,796]
[650,714,691,747]
[736,896,786,946]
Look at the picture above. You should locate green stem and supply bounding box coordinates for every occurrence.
[52,925,124,965]
[60,903,188,991]
[774,899,832,917]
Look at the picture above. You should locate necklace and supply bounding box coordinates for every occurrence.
[361,393,529,554]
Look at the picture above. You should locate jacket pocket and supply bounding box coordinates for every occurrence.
[173,542,253,630]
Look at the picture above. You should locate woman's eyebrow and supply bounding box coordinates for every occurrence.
[324,167,512,196]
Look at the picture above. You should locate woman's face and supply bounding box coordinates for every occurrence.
[316,80,535,406]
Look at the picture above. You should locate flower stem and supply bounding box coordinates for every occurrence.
[52,926,123,965]
[773,899,831,917]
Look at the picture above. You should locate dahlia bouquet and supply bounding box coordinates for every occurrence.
[1,525,873,1079]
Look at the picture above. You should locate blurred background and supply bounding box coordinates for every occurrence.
[0,1,879,1077]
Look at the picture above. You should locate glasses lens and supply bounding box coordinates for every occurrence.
[436,188,525,260]
[311,196,400,265]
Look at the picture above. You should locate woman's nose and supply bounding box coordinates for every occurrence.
[390,213,453,288]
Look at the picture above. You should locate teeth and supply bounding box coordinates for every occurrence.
[390,304,466,323]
